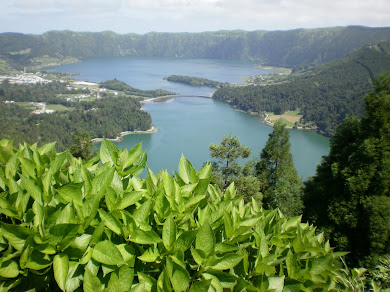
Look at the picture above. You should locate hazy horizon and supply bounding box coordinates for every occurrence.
[2,0,390,35]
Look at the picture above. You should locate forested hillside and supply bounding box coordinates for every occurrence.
[0,82,152,150]
[213,42,390,136]
[2,26,390,69]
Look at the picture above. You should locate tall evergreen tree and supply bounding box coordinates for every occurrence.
[303,74,390,267]
[255,120,303,217]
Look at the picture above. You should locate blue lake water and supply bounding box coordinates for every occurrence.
[49,57,329,179]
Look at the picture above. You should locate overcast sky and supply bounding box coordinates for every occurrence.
[1,0,390,35]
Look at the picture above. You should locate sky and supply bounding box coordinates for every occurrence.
[1,0,390,35]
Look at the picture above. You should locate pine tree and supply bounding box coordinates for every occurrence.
[255,120,303,217]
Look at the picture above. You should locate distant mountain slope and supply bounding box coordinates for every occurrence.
[1,26,390,69]
[213,42,390,136]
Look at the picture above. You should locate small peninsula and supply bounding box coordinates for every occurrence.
[164,75,229,88]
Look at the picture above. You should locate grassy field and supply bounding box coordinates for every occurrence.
[266,110,302,127]
[15,102,74,112]
[46,104,74,111]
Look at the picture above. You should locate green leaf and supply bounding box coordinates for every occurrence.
[268,276,285,292]
[283,278,302,292]
[91,167,115,195]
[223,211,233,239]
[65,261,84,292]
[24,250,52,270]
[215,242,238,254]
[209,253,244,270]
[34,244,57,255]
[133,200,152,225]
[53,253,69,291]
[195,222,215,256]
[121,143,143,170]
[309,255,332,275]
[191,248,206,266]
[163,171,175,198]
[178,155,197,184]
[98,209,122,236]
[107,266,134,292]
[57,183,83,206]
[166,257,190,292]
[100,139,119,166]
[21,175,43,205]
[5,155,19,179]
[117,244,136,266]
[92,240,124,266]
[19,157,37,179]
[49,223,80,251]
[157,269,172,292]
[0,260,19,278]
[1,222,33,250]
[49,152,68,175]
[255,263,276,275]
[196,162,212,179]
[37,141,56,155]
[116,191,144,210]
[129,229,162,245]
[138,246,161,262]
[163,215,176,250]
[189,280,212,292]
[83,268,103,292]
[174,231,196,251]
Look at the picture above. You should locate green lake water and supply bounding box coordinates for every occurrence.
[49,56,329,179]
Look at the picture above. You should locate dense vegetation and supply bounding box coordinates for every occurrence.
[0,138,368,291]
[213,42,390,136]
[100,79,174,98]
[2,26,390,71]
[165,75,228,88]
[303,74,390,268]
[0,82,152,151]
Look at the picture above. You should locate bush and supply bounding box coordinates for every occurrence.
[0,139,352,291]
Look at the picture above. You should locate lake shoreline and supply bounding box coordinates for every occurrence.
[91,125,157,143]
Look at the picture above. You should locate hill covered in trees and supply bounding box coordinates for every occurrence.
[2,26,390,71]
[213,42,390,136]
[0,81,152,151]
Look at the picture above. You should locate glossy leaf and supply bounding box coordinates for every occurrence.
[129,229,162,245]
[100,139,119,166]
[92,241,124,266]
[53,254,69,291]
[163,215,176,250]
[178,155,197,184]
[195,222,215,256]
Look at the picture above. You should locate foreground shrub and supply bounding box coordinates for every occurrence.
[0,139,350,291]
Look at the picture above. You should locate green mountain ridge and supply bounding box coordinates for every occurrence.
[213,42,390,136]
[2,26,390,69]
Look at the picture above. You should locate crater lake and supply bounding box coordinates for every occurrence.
[49,56,329,179]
